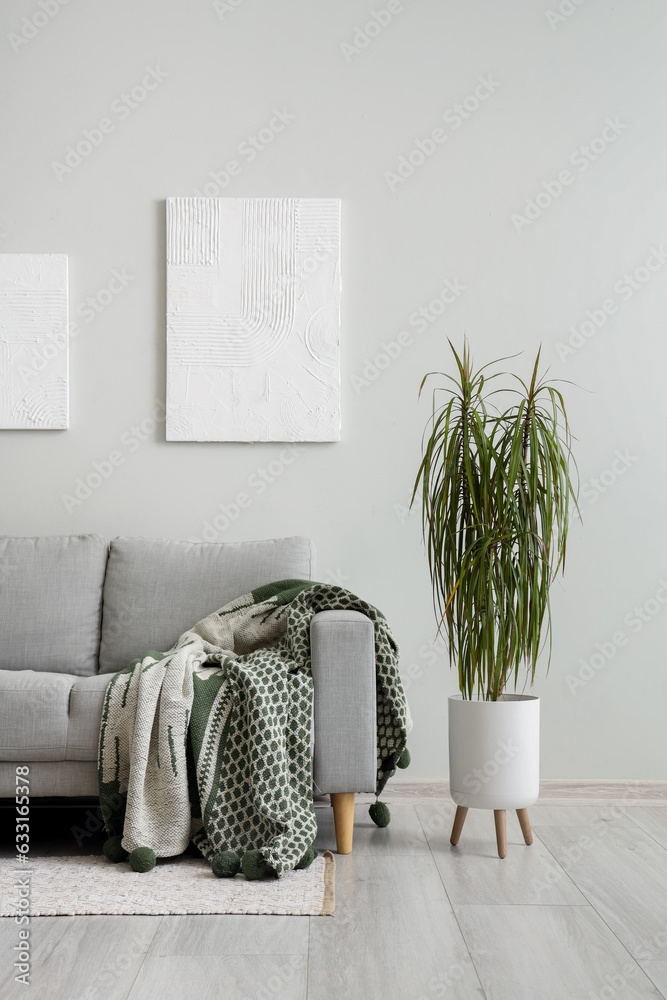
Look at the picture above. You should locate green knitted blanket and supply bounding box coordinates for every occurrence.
[98,581,411,877]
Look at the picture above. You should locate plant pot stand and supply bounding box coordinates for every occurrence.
[449,805,533,859]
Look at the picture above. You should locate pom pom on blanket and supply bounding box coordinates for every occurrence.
[242,849,269,880]
[369,801,391,827]
[294,846,317,870]
[102,836,128,863]
[212,850,241,878]
[129,847,156,872]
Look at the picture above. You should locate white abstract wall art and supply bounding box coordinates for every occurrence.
[166,197,341,442]
[0,254,68,430]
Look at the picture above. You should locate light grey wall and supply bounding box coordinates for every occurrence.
[2,0,666,779]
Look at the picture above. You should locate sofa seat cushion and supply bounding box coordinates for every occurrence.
[0,670,75,761]
[0,670,109,762]
[67,673,112,760]
[0,534,108,676]
[98,535,315,674]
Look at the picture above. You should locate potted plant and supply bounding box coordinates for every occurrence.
[412,341,577,857]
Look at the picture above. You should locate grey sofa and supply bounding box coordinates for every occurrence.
[0,534,377,854]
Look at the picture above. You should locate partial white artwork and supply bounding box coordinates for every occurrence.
[166,197,341,441]
[0,254,68,430]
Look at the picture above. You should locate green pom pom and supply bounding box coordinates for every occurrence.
[396,747,411,769]
[212,850,241,878]
[242,849,268,880]
[369,801,391,828]
[295,846,317,870]
[102,836,128,863]
[128,847,156,872]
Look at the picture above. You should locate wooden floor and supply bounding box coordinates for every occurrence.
[3,797,667,999]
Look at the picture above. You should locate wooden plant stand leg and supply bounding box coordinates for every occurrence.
[494,810,507,859]
[331,792,355,855]
[450,806,468,846]
[516,808,533,845]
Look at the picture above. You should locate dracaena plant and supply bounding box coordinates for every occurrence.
[412,341,578,701]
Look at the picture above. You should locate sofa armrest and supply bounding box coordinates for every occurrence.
[310,610,377,794]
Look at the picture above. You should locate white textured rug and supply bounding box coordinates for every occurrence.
[0,852,335,916]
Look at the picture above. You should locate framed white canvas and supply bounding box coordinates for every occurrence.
[0,253,68,430]
[166,197,341,442]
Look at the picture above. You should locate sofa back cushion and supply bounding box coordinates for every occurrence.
[0,534,108,676]
[98,535,315,674]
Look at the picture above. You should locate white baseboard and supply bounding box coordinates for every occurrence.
[375,778,667,806]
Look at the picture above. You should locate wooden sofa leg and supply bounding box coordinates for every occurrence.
[331,792,355,854]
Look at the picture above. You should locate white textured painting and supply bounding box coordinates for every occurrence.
[166,198,341,441]
[0,254,68,430]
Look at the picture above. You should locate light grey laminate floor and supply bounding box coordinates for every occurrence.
[2,799,667,999]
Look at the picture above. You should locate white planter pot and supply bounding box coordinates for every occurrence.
[448,694,540,810]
